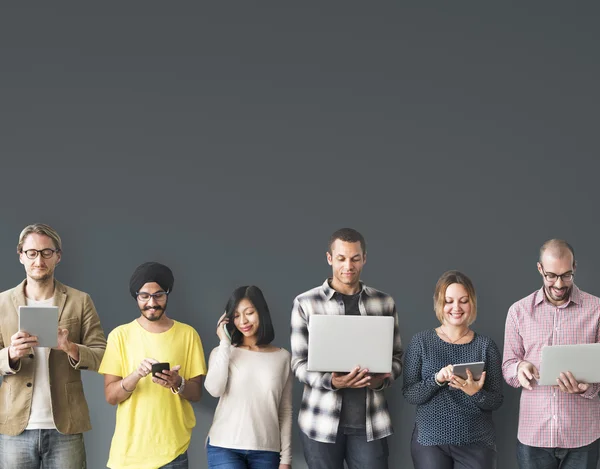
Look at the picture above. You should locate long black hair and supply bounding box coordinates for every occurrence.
[224,285,275,346]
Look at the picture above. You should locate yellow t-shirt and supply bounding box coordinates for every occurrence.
[99,320,207,469]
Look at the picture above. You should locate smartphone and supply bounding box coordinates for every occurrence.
[222,323,232,341]
[452,361,485,381]
[151,362,170,377]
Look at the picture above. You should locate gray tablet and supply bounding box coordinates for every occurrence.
[452,361,485,381]
[538,343,600,386]
[18,306,59,348]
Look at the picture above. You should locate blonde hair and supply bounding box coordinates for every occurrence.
[433,270,477,325]
[17,223,62,253]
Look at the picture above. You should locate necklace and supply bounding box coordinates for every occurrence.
[438,327,471,344]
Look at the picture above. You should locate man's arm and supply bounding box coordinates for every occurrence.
[65,294,107,371]
[502,307,525,388]
[370,303,403,391]
[290,298,335,391]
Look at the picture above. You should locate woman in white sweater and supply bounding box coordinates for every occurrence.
[205,285,292,469]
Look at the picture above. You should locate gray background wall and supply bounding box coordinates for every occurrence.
[1,3,599,468]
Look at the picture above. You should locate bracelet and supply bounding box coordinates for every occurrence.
[434,374,447,387]
[120,379,134,393]
[171,376,186,395]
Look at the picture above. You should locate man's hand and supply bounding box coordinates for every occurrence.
[136,358,159,378]
[8,331,38,365]
[332,367,370,389]
[367,373,391,390]
[517,361,540,390]
[555,371,589,394]
[153,365,182,389]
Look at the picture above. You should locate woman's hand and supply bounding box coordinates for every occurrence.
[216,312,231,342]
[449,369,486,396]
[435,364,454,384]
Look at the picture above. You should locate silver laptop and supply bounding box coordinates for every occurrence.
[307,315,394,373]
[18,306,59,348]
[538,343,600,385]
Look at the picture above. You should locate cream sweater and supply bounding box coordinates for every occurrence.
[205,341,293,464]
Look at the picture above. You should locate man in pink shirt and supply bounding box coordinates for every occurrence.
[503,239,600,469]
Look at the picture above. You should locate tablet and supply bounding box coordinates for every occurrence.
[18,306,59,348]
[538,343,600,386]
[307,315,394,373]
[452,361,485,381]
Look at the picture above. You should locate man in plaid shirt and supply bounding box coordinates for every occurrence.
[291,228,403,469]
[503,239,600,469]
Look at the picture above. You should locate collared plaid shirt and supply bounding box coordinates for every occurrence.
[290,279,403,443]
[502,285,600,448]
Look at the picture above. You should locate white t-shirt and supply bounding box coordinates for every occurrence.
[25,296,56,430]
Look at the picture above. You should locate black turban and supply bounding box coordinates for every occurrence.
[129,262,174,298]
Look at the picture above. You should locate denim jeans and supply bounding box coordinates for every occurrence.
[516,439,600,469]
[0,429,86,469]
[160,451,189,469]
[206,440,280,469]
[300,426,388,469]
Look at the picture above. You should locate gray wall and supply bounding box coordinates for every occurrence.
[1,3,599,468]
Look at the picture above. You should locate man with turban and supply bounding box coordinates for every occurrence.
[99,262,207,469]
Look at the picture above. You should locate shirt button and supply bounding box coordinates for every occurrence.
[553,415,557,420]
[26,383,32,387]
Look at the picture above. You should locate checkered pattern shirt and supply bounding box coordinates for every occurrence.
[502,285,600,448]
[290,279,403,443]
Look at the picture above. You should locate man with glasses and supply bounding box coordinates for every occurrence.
[99,262,206,469]
[503,239,600,469]
[0,223,107,469]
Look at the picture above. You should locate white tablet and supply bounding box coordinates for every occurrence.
[538,343,600,386]
[307,315,394,373]
[18,306,59,348]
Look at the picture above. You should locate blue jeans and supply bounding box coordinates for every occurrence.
[300,426,388,469]
[516,439,600,469]
[160,451,189,468]
[206,440,280,469]
[0,430,86,469]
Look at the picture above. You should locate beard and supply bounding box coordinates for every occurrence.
[141,305,166,322]
[544,284,571,303]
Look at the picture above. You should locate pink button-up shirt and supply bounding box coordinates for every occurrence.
[503,285,600,448]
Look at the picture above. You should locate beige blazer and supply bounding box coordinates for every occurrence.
[0,279,106,435]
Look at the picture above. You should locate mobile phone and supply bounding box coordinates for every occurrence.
[222,323,232,341]
[151,362,170,377]
[452,361,485,381]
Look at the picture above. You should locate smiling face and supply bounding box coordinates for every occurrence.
[538,250,575,306]
[442,283,472,327]
[233,298,260,342]
[136,282,168,322]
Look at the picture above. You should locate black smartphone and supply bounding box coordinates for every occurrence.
[151,362,170,377]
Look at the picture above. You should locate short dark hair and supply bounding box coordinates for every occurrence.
[225,285,275,346]
[328,228,366,254]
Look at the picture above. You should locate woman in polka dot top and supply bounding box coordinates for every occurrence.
[403,270,504,469]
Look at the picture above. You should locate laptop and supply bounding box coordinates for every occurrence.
[307,315,394,373]
[538,343,600,385]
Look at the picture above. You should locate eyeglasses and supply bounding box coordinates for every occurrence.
[540,265,574,283]
[22,248,60,260]
[136,291,169,302]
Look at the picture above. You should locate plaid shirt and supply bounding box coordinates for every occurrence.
[290,279,403,443]
[502,285,600,448]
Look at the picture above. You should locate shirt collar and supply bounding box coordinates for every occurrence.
[534,284,581,306]
[320,278,368,300]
